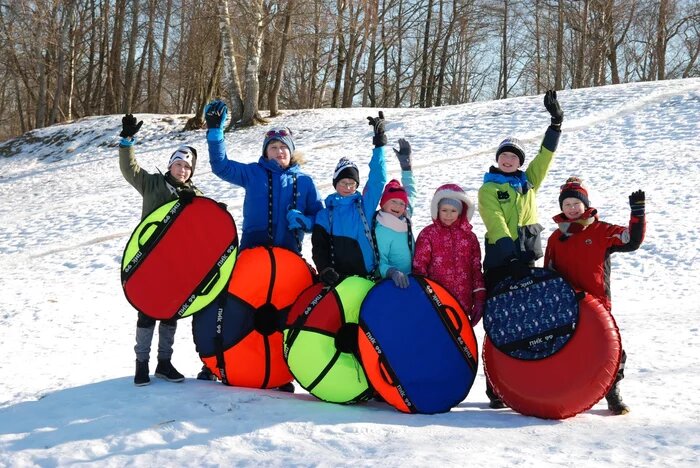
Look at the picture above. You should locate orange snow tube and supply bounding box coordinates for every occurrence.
[484,294,621,419]
[195,246,315,388]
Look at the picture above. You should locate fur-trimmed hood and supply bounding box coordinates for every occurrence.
[430,183,475,222]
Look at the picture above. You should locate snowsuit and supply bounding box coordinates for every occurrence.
[374,170,416,277]
[119,144,202,362]
[412,184,486,322]
[207,138,323,253]
[544,205,645,388]
[478,127,560,288]
[312,146,388,278]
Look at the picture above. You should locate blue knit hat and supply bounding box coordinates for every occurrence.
[262,127,295,157]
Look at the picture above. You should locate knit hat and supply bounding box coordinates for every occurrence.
[430,183,475,221]
[496,137,526,166]
[380,179,409,207]
[438,198,463,214]
[558,176,590,209]
[333,157,360,188]
[262,127,295,157]
[168,145,197,177]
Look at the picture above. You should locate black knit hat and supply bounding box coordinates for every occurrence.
[332,157,360,188]
[496,137,526,166]
[558,176,590,209]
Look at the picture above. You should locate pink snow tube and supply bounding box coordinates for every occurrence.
[483,294,621,419]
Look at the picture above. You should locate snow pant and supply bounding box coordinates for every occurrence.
[614,349,627,385]
[134,312,178,362]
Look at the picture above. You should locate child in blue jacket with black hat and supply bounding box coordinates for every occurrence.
[312,112,388,286]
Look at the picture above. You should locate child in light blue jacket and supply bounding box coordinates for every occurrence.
[374,139,416,288]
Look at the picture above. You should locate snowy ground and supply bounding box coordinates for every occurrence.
[1,79,699,467]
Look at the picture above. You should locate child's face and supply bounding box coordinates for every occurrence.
[438,205,460,226]
[266,141,291,168]
[562,198,586,220]
[335,178,357,197]
[381,198,407,218]
[497,151,520,173]
[169,160,192,183]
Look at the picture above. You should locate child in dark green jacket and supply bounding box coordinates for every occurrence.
[119,114,204,386]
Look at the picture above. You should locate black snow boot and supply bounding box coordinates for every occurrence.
[155,360,185,383]
[134,360,150,387]
[196,365,217,381]
[486,382,506,409]
[605,383,630,415]
[276,382,295,393]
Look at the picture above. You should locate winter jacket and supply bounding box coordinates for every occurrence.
[544,207,646,311]
[207,138,323,253]
[413,184,486,319]
[119,145,202,220]
[375,170,416,277]
[312,146,388,277]
[478,127,560,270]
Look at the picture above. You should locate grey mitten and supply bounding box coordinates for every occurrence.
[393,138,412,171]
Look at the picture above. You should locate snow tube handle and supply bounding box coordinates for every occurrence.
[441,305,463,333]
[137,221,163,248]
[378,358,396,386]
[197,268,221,296]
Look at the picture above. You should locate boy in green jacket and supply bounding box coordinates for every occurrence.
[119,114,204,386]
[477,90,563,408]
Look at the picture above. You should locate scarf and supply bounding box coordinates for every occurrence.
[483,167,532,194]
[553,207,598,239]
[376,210,408,233]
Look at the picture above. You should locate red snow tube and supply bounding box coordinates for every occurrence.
[483,294,621,419]
[122,197,238,320]
[199,246,315,388]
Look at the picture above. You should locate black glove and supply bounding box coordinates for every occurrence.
[506,256,530,281]
[120,114,143,138]
[367,111,387,147]
[629,190,645,217]
[178,190,196,206]
[320,267,340,287]
[544,90,564,127]
[393,138,412,171]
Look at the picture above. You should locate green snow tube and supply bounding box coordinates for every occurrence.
[283,276,375,404]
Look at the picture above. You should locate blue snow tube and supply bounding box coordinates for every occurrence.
[358,276,479,414]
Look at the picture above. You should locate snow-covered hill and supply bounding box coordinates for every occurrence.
[1,79,699,467]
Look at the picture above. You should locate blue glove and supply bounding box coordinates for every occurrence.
[387,268,409,289]
[286,209,312,232]
[205,100,227,141]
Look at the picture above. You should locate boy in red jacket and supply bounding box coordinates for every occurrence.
[544,177,646,415]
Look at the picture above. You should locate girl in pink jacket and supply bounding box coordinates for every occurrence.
[413,184,487,326]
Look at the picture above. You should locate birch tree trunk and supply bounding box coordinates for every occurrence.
[241,0,265,126]
[269,0,295,117]
[218,0,244,126]
[152,0,172,113]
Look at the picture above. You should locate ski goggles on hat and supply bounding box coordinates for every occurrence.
[265,128,293,138]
